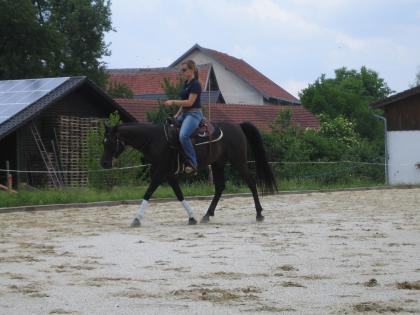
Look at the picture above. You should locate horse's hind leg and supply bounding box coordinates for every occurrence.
[201,164,225,223]
[232,161,264,221]
[167,176,197,225]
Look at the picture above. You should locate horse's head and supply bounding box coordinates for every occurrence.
[101,125,125,169]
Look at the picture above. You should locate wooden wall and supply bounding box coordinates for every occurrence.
[15,87,119,187]
[0,132,17,187]
[385,93,420,131]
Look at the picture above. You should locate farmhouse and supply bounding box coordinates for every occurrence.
[0,77,135,188]
[108,44,316,130]
[370,85,420,185]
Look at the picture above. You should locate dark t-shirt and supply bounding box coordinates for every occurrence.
[179,78,202,110]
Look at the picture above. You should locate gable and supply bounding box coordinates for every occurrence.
[170,44,300,105]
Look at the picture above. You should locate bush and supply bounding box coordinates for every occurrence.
[261,109,384,185]
[86,112,145,189]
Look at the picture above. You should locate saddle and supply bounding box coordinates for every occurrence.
[164,116,223,175]
[165,116,223,149]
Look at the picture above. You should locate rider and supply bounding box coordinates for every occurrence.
[165,59,203,174]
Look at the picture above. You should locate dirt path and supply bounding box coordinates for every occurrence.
[1,188,420,314]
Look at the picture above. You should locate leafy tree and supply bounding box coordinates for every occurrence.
[0,0,113,86]
[107,81,134,99]
[262,107,384,184]
[162,77,184,99]
[87,111,143,188]
[411,67,420,87]
[299,66,392,140]
[146,77,183,123]
[269,108,293,132]
[318,114,360,149]
[0,0,57,79]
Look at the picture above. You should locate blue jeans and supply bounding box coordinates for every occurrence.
[176,111,203,167]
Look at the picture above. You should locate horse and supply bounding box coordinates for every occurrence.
[101,121,277,227]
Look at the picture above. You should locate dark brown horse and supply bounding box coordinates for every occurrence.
[101,121,277,227]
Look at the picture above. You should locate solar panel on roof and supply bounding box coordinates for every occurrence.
[0,77,70,125]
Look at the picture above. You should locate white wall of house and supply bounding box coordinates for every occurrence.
[387,130,420,185]
[181,50,264,104]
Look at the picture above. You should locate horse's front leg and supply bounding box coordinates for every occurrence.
[167,176,197,225]
[201,164,225,223]
[130,168,164,227]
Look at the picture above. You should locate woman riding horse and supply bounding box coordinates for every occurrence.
[164,59,202,175]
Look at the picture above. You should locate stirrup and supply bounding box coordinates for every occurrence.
[184,161,198,175]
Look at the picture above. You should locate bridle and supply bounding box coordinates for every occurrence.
[114,135,126,157]
[104,132,126,159]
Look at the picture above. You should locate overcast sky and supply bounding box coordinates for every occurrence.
[102,0,420,98]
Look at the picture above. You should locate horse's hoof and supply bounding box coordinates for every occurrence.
[188,217,197,225]
[256,215,265,222]
[130,218,141,228]
[200,215,210,224]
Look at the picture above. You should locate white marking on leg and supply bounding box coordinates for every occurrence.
[181,200,194,218]
[136,199,149,220]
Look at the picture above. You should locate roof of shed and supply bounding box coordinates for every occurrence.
[0,76,136,140]
[370,85,420,108]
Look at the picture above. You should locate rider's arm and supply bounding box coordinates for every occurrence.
[165,93,198,108]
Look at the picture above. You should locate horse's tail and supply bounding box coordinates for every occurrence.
[240,122,278,195]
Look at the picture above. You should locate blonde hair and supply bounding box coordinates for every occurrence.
[182,59,199,80]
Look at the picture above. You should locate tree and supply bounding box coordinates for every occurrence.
[0,0,113,86]
[146,77,183,123]
[299,66,392,140]
[0,0,57,79]
[412,67,420,87]
[107,81,134,99]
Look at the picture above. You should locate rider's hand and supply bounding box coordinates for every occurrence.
[164,100,173,106]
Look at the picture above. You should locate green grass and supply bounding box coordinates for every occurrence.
[0,178,384,209]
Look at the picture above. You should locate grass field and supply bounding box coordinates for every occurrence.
[0,178,382,208]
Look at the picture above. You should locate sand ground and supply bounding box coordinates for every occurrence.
[0,188,420,314]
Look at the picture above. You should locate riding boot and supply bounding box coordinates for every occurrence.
[184,160,198,175]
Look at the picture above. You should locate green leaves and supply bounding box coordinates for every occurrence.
[412,67,420,88]
[107,81,134,99]
[299,66,392,140]
[146,76,183,123]
[0,0,112,86]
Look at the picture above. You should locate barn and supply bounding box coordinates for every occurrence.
[370,85,420,185]
[0,76,135,188]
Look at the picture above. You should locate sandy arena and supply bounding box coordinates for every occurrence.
[0,188,420,314]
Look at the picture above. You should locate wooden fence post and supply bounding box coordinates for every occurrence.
[6,160,13,191]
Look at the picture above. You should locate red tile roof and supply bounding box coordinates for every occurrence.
[108,65,211,95]
[170,44,300,104]
[116,99,319,132]
[115,99,160,122]
[203,103,319,131]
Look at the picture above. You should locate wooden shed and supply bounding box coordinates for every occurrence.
[370,85,420,185]
[0,77,135,188]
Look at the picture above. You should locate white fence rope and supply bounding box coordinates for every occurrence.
[0,160,404,175]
